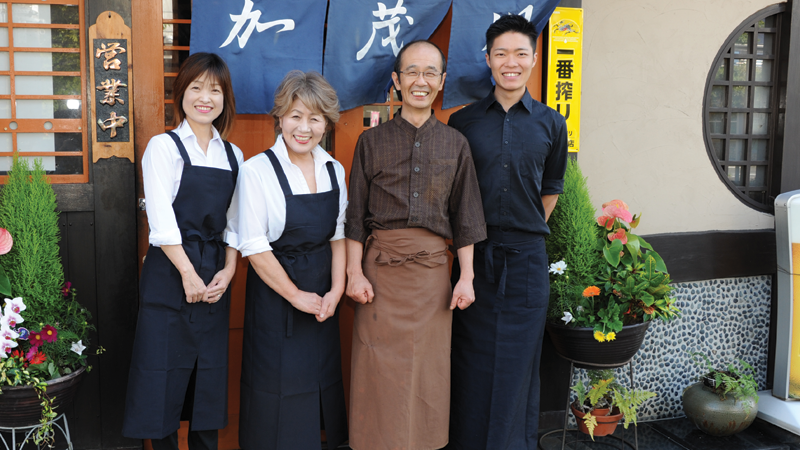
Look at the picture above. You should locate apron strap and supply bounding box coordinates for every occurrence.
[264,149,293,197]
[167,131,192,166]
[324,161,338,191]
[223,140,239,183]
[483,241,522,313]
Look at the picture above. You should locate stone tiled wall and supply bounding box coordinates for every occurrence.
[568,275,771,424]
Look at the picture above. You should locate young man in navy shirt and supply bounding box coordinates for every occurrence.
[447,14,568,450]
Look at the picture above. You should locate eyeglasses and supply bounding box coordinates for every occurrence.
[398,70,442,80]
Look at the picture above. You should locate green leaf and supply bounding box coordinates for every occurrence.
[604,240,623,266]
[638,235,654,251]
[647,250,668,273]
[0,265,11,297]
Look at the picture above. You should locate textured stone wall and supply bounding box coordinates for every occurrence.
[568,275,771,424]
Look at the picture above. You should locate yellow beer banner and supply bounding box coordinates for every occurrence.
[547,7,583,153]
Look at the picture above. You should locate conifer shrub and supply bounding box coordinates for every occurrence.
[0,156,93,374]
[545,157,603,321]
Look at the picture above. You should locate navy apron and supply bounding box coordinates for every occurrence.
[448,227,550,450]
[238,149,348,450]
[123,132,238,439]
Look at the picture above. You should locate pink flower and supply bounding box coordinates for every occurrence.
[61,282,72,298]
[597,215,614,229]
[602,199,629,211]
[608,228,628,245]
[0,228,12,255]
[41,325,58,343]
[602,205,633,223]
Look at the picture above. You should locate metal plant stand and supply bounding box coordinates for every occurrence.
[539,357,638,450]
[0,414,72,450]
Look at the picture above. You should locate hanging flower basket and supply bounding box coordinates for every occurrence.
[0,366,85,428]
[546,321,650,369]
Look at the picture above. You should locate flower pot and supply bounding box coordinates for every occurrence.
[682,381,758,436]
[0,366,85,427]
[570,403,623,437]
[546,321,650,368]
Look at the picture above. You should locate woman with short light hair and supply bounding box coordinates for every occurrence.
[230,70,348,450]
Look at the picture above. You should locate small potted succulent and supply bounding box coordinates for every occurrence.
[570,369,656,440]
[682,351,759,436]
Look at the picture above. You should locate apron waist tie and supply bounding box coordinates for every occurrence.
[368,235,448,268]
[483,240,521,313]
[273,247,327,338]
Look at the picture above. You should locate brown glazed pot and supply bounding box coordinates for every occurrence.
[546,321,651,369]
[0,366,85,427]
[570,403,623,437]
[682,381,758,436]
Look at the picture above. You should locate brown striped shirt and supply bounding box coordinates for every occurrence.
[346,113,487,249]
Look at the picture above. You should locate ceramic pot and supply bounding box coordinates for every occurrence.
[570,403,623,437]
[546,321,650,369]
[682,381,758,436]
[0,366,85,427]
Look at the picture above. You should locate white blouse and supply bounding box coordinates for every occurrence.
[225,135,348,258]
[142,120,245,247]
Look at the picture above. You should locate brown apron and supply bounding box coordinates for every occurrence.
[349,228,453,450]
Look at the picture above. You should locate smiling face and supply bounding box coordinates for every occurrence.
[486,31,537,99]
[278,97,327,160]
[391,42,446,117]
[181,71,224,131]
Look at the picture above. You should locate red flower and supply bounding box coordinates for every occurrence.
[28,351,46,365]
[11,349,24,359]
[61,281,72,297]
[29,331,44,347]
[597,215,614,229]
[41,325,58,343]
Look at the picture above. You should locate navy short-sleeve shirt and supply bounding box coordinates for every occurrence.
[448,89,568,235]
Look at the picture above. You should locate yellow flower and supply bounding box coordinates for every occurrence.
[606,332,616,341]
[593,331,606,342]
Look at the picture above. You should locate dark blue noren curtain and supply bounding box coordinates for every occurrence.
[323,0,452,111]
[443,0,560,109]
[190,0,328,114]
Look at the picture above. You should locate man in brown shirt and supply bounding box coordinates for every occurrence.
[345,40,486,450]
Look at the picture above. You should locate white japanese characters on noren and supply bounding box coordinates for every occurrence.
[356,0,415,61]
[221,0,295,49]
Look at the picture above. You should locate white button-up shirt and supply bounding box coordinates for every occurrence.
[225,135,348,257]
[142,120,245,247]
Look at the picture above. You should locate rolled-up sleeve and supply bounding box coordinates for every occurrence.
[142,137,183,246]
[332,161,348,242]
[449,138,487,249]
[541,117,568,196]
[345,136,370,244]
[234,164,274,257]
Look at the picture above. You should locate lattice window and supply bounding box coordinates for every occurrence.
[0,0,86,183]
[704,5,787,212]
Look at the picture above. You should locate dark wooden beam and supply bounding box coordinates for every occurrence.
[640,230,776,283]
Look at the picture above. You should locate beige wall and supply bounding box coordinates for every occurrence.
[579,0,780,234]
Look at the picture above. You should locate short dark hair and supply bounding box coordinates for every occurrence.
[392,40,447,77]
[485,14,538,53]
[172,52,236,139]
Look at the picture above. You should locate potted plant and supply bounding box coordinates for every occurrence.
[545,160,680,365]
[570,369,656,440]
[0,156,101,446]
[682,351,759,436]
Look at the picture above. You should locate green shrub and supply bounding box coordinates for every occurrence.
[0,155,92,373]
[545,157,603,320]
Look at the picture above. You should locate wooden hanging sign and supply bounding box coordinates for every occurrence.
[89,11,134,163]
